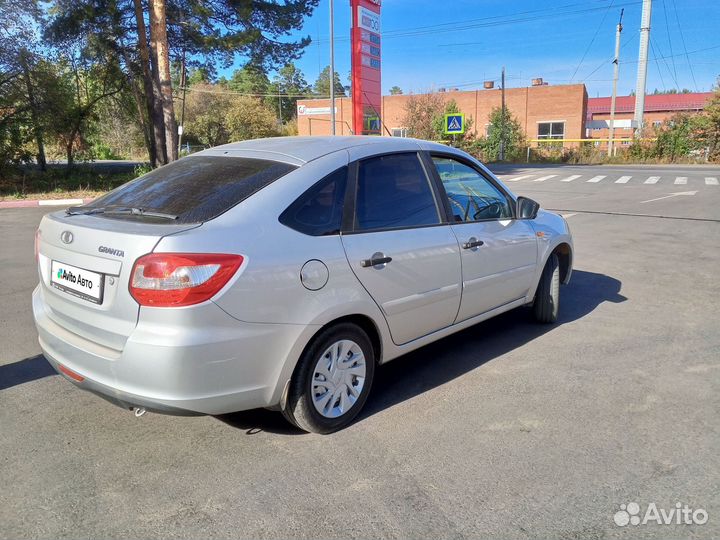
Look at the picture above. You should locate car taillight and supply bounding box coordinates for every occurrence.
[129,253,243,307]
[34,228,41,262]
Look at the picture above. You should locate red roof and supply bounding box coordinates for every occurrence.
[588,92,714,115]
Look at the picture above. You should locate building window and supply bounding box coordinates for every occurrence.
[537,122,565,140]
[391,127,408,138]
[652,120,662,128]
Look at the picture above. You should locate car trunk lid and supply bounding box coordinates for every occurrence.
[37,211,200,351]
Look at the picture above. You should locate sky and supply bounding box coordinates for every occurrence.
[253,0,720,97]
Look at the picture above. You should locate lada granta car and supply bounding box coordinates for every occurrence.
[33,136,573,433]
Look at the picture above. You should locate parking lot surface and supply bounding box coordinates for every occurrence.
[1,164,719,539]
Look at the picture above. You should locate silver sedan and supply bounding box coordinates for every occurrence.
[32,136,573,433]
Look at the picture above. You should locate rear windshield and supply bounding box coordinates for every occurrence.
[85,156,297,224]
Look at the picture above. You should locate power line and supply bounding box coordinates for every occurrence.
[620,43,720,64]
[181,86,331,98]
[580,29,638,82]
[671,0,699,92]
[570,0,615,83]
[649,38,667,91]
[450,39,715,95]
[650,37,679,88]
[661,0,679,86]
[312,1,643,43]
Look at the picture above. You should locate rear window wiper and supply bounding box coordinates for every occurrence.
[103,207,178,220]
[66,206,107,216]
[66,206,178,220]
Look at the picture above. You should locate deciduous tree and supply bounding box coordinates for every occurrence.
[183,83,279,147]
[401,92,447,140]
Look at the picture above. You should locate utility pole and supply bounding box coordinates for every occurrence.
[633,0,652,136]
[329,0,336,135]
[500,66,506,161]
[608,9,624,157]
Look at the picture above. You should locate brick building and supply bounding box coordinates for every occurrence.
[586,92,715,148]
[296,85,715,150]
[296,83,588,144]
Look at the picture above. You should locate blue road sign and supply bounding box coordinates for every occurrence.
[444,113,465,135]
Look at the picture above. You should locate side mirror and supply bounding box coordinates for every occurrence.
[517,196,540,220]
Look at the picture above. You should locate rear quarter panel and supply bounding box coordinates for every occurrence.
[153,149,392,333]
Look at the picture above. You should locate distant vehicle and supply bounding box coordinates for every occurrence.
[32,136,573,433]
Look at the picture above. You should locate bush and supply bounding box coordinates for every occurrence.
[456,107,524,162]
[91,142,123,160]
[183,83,280,147]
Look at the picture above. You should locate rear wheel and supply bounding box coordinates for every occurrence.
[533,252,560,323]
[282,323,375,434]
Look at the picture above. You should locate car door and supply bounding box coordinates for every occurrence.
[428,154,538,322]
[340,151,462,345]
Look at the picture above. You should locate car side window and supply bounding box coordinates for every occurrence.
[279,166,347,236]
[432,157,513,222]
[355,153,440,231]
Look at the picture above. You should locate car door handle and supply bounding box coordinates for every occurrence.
[360,256,392,267]
[462,238,485,249]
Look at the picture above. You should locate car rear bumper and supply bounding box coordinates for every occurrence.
[32,285,312,415]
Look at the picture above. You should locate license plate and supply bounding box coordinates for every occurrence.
[50,260,104,304]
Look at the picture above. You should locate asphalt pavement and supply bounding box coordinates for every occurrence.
[1,163,719,539]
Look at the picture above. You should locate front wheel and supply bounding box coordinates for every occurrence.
[532,252,560,323]
[282,323,375,434]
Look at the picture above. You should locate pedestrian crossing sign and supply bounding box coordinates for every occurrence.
[444,113,465,135]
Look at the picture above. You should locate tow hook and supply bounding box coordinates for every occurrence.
[133,407,147,418]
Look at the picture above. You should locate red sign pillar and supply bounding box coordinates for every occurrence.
[351,0,382,135]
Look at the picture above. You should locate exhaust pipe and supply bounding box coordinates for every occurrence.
[133,407,147,418]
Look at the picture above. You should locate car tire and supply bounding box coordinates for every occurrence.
[282,323,375,434]
[533,252,560,324]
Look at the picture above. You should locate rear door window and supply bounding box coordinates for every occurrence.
[85,156,296,224]
[279,166,347,236]
[354,153,440,231]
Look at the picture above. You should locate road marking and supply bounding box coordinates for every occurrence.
[615,175,632,184]
[640,191,698,204]
[505,175,533,182]
[674,177,688,185]
[706,177,719,185]
[533,175,557,182]
[644,176,661,184]
[38,199,84,206]
[587,175,606,183]
[561,213,577,219]
[560,174,582,182]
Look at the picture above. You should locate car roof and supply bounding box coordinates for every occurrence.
[194,136,455,165]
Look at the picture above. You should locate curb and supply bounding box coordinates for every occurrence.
[0,198,94,209]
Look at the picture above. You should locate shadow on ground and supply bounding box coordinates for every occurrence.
[2,271,624,433]
[0,354,57,391]
[219,269,626,435]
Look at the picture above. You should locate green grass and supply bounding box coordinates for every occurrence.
[0,167,136,201]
